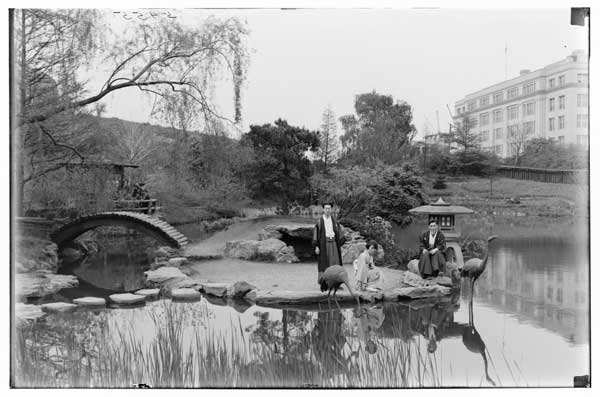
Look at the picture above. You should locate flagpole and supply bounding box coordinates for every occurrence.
[505,42,508,79]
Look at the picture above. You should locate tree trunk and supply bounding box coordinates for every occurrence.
[16,10,26,216]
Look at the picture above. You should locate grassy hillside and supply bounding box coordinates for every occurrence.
[422,175,588,217]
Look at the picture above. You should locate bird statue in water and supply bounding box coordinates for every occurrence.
[320,265,361,306]
[462,235,498,291]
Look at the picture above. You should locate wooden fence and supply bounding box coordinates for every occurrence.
[496,166,588,184]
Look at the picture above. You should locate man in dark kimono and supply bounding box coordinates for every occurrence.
[312,202,346,285]
[418,220,446,278]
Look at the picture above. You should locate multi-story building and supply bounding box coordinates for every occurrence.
[453,50,589,158]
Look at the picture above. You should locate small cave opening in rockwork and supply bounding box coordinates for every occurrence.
[279,234,315,263]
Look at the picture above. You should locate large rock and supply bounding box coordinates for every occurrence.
[203,283,230,297]
[73,297,106,307]
[227,281,257,298]
[224,239,299,263]
[144,267,200,292]
[155,246,181,259]
[41,302,78,313]
[259,223,314,240]
[274,246,299,263]
[256,239,287,258]
[168,257,188,267]
[383,285,451,300]
[224,240,261,260]
[15,238,59,273]
[15,271,79,299]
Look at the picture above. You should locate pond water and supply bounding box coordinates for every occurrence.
[13,216,589,388]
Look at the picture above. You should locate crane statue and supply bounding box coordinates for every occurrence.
[462,235,498,291]
[320,265,361,307]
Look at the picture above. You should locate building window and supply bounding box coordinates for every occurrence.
[495,145,503,154]
[577,135,588,146]
[556,288,563,304]
[507,86,519,99]
[558,136,565,143]
[523,121,535,135]
[507,124,519,138]
[577,73,588,84]
[559,95,565,109]
[549,98,555,112]
[468,101,476,111]
[523,81,536,95]
[577,94,588,107]
[507,105,519,120]
[493,109,503,123]
[547,286,553,300]
[480,96,489,107]
[480,113,489,126]
[549,117,555,132]
[559,116,565,129]
[548,78,555,88]
[559,75,566,85]
[577,114,588,128]
[469,117,477,127]
[493,91,503,103]
[481,130,489,141]
[523,101,535,116]
[494,128,503,139]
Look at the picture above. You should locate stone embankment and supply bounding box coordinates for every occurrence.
[222,222,380,265]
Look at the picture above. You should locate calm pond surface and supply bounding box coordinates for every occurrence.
[13,216,589,388]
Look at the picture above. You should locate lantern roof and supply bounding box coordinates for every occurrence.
[408,197,475,215]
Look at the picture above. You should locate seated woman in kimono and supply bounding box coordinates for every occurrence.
[354,240,385,291]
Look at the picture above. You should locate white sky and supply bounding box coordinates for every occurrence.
[91,7,588,139]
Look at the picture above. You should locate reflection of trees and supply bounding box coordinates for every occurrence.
[62,233,156,291]
[13,310,109,387]
[243,309,362,386]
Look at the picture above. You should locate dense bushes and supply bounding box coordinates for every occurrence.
[310,163,427,225]
[427,146,497,177]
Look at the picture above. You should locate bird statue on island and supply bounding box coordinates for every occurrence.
[320,265,361,306]
[461,235,498,291]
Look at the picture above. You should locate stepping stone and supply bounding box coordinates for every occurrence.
[41,302,78,313]
[73,297,106,307]
[109,293,146,305]
[202,283,230,297]
[171,288,201,301]
[135,288,160,298]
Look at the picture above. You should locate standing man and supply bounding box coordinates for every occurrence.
[312,202,346,285]
[418,220,446,278]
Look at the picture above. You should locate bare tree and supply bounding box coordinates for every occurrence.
[113,122,165,166]
[507,124,528,166]
[12,9,250,213]
[317,106,339,173]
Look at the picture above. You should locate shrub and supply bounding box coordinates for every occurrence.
[432,175,447,190]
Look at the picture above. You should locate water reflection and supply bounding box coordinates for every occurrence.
[472,241,588,345]
[59,231,158,294]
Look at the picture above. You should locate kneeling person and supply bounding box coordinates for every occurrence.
[355,240,385,291]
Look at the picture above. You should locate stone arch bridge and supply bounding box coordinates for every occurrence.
[50,212,189,249]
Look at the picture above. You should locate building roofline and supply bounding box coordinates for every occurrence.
[455,50,588,104]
